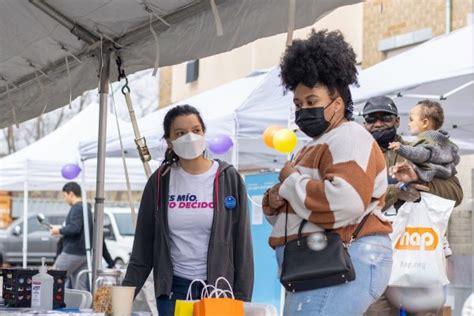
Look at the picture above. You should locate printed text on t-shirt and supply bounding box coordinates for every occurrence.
[168,194,214,209]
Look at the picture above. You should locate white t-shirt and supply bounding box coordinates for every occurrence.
[168,161,218,280]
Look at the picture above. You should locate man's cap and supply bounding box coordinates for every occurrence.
[362,96,398,116]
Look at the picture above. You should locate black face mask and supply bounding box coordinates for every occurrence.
[370,127,397,148]
[295,100,336,138]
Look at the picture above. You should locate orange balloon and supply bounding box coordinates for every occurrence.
[263,126,283,148]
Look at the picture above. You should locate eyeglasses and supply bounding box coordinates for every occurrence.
[364,114,396,124]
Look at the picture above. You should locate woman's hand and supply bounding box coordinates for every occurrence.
[279,161,298,182]
[267,184,285,210]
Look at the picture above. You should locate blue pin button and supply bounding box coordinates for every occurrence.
[224,196,237,209]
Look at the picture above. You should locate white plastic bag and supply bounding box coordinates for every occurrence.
[388,192,455,287]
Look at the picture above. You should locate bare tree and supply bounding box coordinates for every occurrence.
[0,98,81,155]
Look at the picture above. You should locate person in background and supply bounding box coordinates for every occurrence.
[50,182,93,290]
[123,105,254,316]
[362,96,463,212]
[363,96,464,316]
[55,237,115,269]
[388,100,459,183]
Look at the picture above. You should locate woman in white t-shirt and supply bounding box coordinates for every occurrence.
[123,105,254,316]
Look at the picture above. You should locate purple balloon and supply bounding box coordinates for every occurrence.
[61,163,81,180]
[208,135,234,155]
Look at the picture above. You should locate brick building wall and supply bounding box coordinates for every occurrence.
[363,0,473,68]
[449,209,472,256]
[158,67,172,108]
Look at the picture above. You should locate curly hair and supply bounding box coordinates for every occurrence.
[280,30,358,119]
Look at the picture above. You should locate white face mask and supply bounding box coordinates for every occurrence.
[171,132,206,160]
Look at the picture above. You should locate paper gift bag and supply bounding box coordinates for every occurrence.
[193,297,244,316]
[174,299,195,316]
[174,279,207,316]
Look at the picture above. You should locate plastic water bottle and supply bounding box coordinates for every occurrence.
[31,257,54,311]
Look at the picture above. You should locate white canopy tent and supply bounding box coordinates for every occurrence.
[79,24,474,164]
[0,102,160,270]
[0,0,361,289]
[79,68,296,170]
[0,103,159,192]
[352,25,474,153]
[0,0,359,128]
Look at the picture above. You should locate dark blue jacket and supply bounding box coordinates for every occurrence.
[60,202,93,256]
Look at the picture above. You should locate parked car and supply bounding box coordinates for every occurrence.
[0,208,135,267]
[0,212,66,265]
[103,208,134,267]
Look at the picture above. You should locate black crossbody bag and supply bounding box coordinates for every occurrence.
[280,208,370,292]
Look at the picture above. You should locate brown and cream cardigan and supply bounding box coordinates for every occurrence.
[263,121,392,247]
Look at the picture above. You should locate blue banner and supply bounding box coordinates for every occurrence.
[245,172,282,313]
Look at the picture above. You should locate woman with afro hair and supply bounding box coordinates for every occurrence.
[262,30,393,315]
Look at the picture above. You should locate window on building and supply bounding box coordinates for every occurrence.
[378,28,432,60]
[186,59,199,83]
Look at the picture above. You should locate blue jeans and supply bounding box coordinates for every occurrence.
[276,234,393,316]
[156,275,205,316]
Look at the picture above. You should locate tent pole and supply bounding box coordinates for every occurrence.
[29,0,98,45]
[471,168,474,291]
[22,163,28,268]
[80,160,93,289]
[92,50,110,293]
[445,0,451,35]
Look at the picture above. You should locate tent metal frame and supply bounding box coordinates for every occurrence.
[28,0,113,289]
[0,0,217,99]
[396,80,474,100]
[12,0,215,291]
